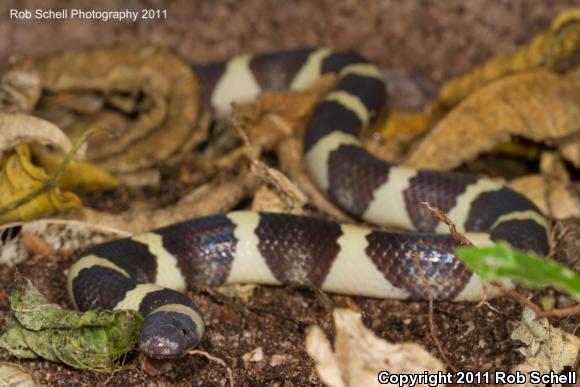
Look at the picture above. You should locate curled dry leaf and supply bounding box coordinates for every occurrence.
[0,144,81,225]
[236,73,336,152]
[509,307,580,387]
[305,309,444,387]
[31,44,200,173]
[408,70,580,170]
[0,113,82,159]
[59,173,259,234]
[0,68,41,114]
[432,8,580,111]
[0,219,129,267]
[29,144,118,192]
[509,152,580,219]
[251,186,291,213]
[509,175,580,219]
[250,160,308,215]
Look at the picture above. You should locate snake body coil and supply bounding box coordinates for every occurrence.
[68,48,549,358]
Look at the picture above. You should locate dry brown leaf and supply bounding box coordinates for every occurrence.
[540,152,571,183]
[509,307,580,387]
[432,8,580,112]
[250,160,307,214]
[31,44,200,173]
[509,152,580,219]
[115,169,161,187]
[0,113,82,158]
[59,173,259,234]
[305,309,444,387]
[251,186,290,213]
[408,70,580,169]
[0,219,129,267]
[509,175,580,219]
[0,69,41,114]
[0,362,40,387]
[236,73,336,152]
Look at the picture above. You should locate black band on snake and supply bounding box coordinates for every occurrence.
[67,48,549,358]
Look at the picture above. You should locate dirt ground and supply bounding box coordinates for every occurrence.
[0,0,579,386]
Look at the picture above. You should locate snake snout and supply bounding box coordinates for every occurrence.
[139,311,201,358]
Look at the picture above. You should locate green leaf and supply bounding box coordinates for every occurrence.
[456,242,580,300]
[0,274,143,371]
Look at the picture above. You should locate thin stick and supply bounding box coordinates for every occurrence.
[422,202,474,247]
[423,202,580,319]
[188,350,234,387]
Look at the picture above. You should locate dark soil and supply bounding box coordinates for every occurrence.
[0,250,531,386]
[1,1,579,386]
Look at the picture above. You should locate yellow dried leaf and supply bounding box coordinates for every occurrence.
[490,140,541,160]
[373,111,430,141]
[0,144,80,224]
[432,8,580,112]
[30,144,118,192]
[408,70,580,169]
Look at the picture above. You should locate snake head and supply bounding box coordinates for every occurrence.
[139,311,203,358]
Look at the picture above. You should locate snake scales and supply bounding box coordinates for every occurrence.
[68,48,549,358]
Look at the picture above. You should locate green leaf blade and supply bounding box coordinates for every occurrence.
[456,242,580,300]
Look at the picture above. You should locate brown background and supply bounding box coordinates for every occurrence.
[1,0,578,83]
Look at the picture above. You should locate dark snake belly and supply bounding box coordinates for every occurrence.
[68,48,549,358]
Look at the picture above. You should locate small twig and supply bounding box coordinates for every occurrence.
[422,202,474,246]
[188,350,234,387]
[231,109,307,213]
[423,202,580,319]
[231,108,257,160]
[495,282,580,318]
[0,125,111,219]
